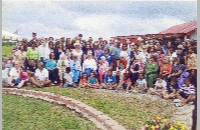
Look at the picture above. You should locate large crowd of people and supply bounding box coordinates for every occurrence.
[2,33,197,107]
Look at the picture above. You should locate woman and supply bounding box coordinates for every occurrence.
[167,57,185,80]
[71,41,83,62]
[54,43,64,61]
[44,41,54,61]
[14,45,26,67]
[145,56,159,88]
[26,42,40,60]
[82,52,97,77]
[159,56,172,80]
[98,48,113,69]
[94,44,103,61]
[156,49,165,66]
[186,47,197,70]
[82,43,94,61]
[45,52,59,85]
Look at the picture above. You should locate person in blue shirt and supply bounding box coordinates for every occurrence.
[45,52,59,85]
[101,70,117,90]
[98,48,113,69]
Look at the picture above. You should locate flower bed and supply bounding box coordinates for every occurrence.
[140,117,188,130]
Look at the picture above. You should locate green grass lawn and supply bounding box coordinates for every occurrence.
[25,87,177,130]
[3,94,98,130]
[2,46,13,57]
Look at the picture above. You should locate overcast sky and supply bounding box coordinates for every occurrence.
[2,1,197,40]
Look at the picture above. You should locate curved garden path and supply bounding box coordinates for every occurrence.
[2,88,126,130]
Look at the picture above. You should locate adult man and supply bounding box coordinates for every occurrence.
[31,62,51,87]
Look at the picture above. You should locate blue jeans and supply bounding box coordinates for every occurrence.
[71,70,80,83]
[84,68,94,77]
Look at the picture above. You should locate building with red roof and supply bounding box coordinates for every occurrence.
[112,20,197,44]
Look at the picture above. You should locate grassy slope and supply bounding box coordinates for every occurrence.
[25,87,176,130]
[3,94,98,130]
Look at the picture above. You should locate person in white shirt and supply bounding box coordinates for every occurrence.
[2,62,10,87]
[71,41,83,61]
[8,62,21,86]
[150,75,167,96]
[63,67,75,87]
[31,62,51,87]
[38,40,47,62]
[82,52,97,76]
[132,74,148,93]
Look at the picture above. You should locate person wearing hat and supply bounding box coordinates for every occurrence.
[71,41,83,62]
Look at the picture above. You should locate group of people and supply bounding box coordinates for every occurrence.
[2,33,197,106]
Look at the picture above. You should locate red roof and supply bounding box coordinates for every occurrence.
[159,20,197,34]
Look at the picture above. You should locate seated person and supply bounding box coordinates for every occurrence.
[101,70,118,90]
[87,71,100,89]
[31,62,51,87]
[63,67,75,87]
[98,56,109,83]
[8,62,26,88]
[150,75,167,96]
[78,72,89,88]
[175,78,196,106]
[116,71,132,93]
[26,59,37,77]
[2,62,10,87]
[57,53,70,86]
[162,78,178,99]
[132,73,148,93]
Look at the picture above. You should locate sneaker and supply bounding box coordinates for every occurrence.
[126,91,129,94]
[188,101,194,105]
[51,83,55,86]
[132,90,137,93]
[173,99,181,103]
[54,81,58,84]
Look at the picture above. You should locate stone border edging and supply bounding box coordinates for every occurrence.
[2,88,126,130]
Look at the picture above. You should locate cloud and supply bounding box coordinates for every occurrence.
[2,1,196,41]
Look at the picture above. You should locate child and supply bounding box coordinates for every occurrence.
[132,73,148,94]
[79,72,88,88]
[70,55,81,84]
[98,56,109,83]
[162,78,179,100]
[175,78,196,106]
[116,71,132,93]
[150,75,167,96]
[17,67,29,88]
[87,71,100,89]
[63,67,75,87]
[101,70,118,90]
[57,53,70,86]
